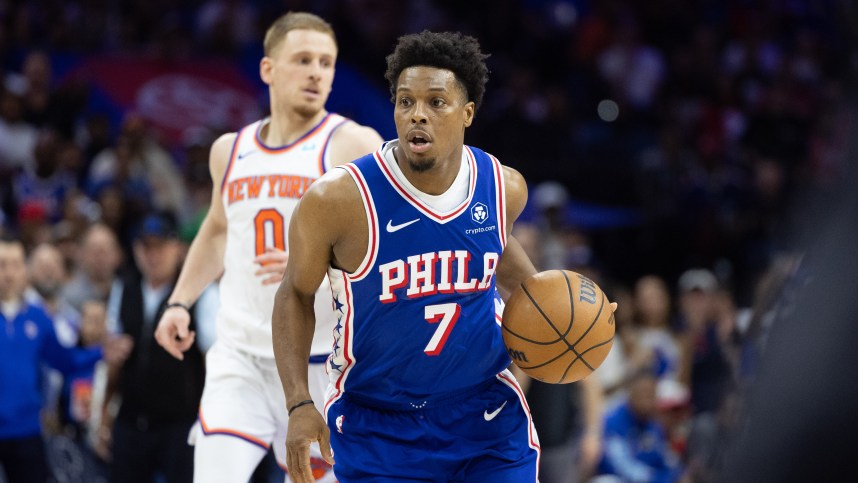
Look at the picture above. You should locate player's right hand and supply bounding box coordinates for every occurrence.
[154,306,196,360]
[286,406,335,483]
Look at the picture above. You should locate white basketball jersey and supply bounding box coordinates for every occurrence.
[218,114,349,357]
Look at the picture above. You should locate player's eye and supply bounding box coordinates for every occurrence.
[398,97,412,108]
[431,98,446,107]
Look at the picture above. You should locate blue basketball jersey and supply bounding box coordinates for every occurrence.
[325,142,511,411]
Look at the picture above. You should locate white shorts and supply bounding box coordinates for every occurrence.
[191,341,333,481]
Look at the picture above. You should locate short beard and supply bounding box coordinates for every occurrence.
[407,157,436,173]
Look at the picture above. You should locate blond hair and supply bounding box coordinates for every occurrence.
[263,12,336,56]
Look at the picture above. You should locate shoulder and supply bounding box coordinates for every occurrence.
[328,120,384,167]
[209,132,239,180]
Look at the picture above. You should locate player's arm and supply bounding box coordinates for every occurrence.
[272,169,360,482]
[496,165,538,300]
[327,121,384,167]
[154,133,233,360]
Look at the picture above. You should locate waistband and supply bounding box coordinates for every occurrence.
[339,376,497,411]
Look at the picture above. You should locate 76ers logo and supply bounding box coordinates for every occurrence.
[471,202,489,224]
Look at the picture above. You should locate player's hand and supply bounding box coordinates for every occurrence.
[102,334,133,365]
[286,406,334,483]
[154,306,196,360]
[254,247,289,285]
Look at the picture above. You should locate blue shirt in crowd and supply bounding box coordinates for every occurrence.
[0,302,102,439]
[598,402,682,483]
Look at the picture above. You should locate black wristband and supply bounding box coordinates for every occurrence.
[288,399,315,415]
[165,302,191,314]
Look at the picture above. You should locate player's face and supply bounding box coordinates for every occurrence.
[393,66,475,172]
[261,29,337,118]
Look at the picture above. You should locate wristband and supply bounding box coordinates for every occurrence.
[165,302,191,314]
[288,399,315,415]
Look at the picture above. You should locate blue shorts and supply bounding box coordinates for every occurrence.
[325,370,540,482]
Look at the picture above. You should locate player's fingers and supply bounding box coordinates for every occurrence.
[176,320,189,339]
[253,251,289,265]
[287,444,314,483]
[261,274,285,285]
[177,331,196,352]
[319,427,335,466]
[254,263,287,276]
[610,302,618,312]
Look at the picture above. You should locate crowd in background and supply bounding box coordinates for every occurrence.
[1,0,854,482]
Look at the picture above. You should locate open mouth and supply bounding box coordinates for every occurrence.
[407,130,432,153]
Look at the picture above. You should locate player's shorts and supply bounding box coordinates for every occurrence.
[324,369,540,482]
[191,341,333,480]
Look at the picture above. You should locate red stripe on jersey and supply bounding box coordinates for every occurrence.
[341,163,378,281]
[372,146,477,223]
[490,155,507,247]
[497,371,541,478]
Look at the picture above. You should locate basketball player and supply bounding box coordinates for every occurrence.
[273,31,547,482]
[153,12,382,482]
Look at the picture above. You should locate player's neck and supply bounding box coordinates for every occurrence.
[393,144,463,196]
[264,109,328,146]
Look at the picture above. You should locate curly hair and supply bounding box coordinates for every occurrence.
[384,31,490,110]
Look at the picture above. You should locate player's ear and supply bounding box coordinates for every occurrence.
[260,56,274,85]
[463,101,475,128]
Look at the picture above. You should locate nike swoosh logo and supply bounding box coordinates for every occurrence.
[484,401,507,421]
[237,150,256,160]
[386,218,420,233]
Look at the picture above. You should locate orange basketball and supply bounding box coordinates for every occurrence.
[502,270,615,384]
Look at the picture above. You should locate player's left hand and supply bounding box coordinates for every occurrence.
[254,247,289,285]
[286,406,334,483]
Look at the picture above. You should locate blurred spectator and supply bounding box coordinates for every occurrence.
[675,269,734,416]
[26,242,79,347]
[633,275,681,382]
[0,88,38,172]
[101,212,216,483]
[62,223,123,311]
[178,125,215,242]
[595,371,684,483]
[521,373,604,483]
[0,237,130,483]
[13,129,76,225]
[88,114,188,220]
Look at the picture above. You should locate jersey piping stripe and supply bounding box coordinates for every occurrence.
[318,118,349,175]
[325,273,355,416]
[198,409,269,450]
[497,371,541,482]
[339,163,379,281]
[253,113,332,154]
[219,127,245,194]
[490,154,507,247]
[372,146,477,223]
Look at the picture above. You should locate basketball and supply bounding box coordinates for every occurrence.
[502,270,615,384]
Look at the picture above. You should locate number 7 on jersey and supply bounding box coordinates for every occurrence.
[424,303,461,356]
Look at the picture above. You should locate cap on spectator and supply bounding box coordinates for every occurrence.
[532,181,569,210]
[134,212,179,240]
[678,268,718,293]
[656,379,690,409]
